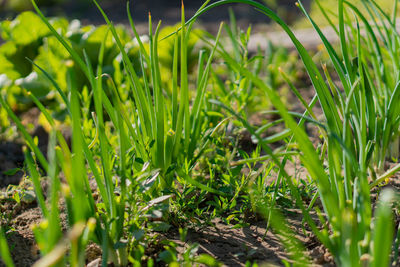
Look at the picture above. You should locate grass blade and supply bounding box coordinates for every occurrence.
[0,227,14,267]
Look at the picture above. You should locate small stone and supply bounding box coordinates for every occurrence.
[86,243,102,262]
[87,258,101,267]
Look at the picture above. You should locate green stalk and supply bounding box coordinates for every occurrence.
[24,147,48,217]
[92,0,152,140]
[150,18,165,171]
[371,189,396,267]
[0,227,15,267]
[181,3,190,156]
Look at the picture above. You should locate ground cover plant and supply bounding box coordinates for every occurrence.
[1,0,400,266]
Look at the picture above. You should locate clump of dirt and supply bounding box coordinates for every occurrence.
[0,206,42,267]
[0,192,72,267]
[157,210,334,266]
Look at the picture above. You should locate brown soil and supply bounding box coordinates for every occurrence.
[0,192,333,267]
[4,174,397,267]
[0,206,42,267]
[163,213,333,266]
[7,177,400,266]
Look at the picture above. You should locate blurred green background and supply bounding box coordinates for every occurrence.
[0,0,303,24]
[1,0,396,29]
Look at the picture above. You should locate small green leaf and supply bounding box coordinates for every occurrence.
[195,254,221,267]
[150,221,171,232]
[158,250,175,263]
[7,12,49,46]
[114,240,128,250]
[13,192,20,204]
[3,168,21,176]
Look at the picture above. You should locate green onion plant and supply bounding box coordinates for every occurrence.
[1,0,400,265]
